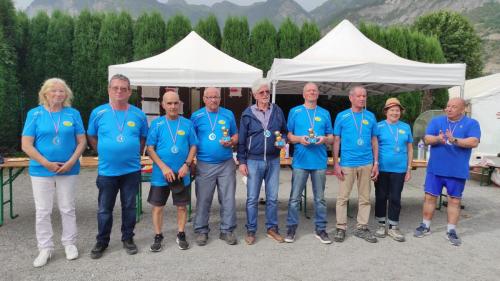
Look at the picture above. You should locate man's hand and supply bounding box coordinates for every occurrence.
[178,164,189,179]
[220,140,233,147]
[299,136,310,146]
[161,166,175,182]
[315,136,326,145]
[371,163,379,181]
[437,130,446,144]
[239,164,248,176]
[333,163,344,181]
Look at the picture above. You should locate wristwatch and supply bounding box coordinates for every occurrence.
[184,161,191,168]
[451,137,458,144]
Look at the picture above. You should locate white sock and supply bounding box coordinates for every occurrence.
[423,219,431,228]
[447,224,456,232]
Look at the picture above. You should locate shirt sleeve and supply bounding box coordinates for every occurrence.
[286,109,295,134]
[188,124,199,147]
[229,111,238,136]
[371,115,378,136]
[425,117,439,136]
[73,109,86,135]
[87,109,98,136]
[146,121,158,146]
[325,111,333,135]
[140,112,149,138]
[407,124,414,143]
[333,114,342,136]
[22,109,37,137]
[467,119,481,139]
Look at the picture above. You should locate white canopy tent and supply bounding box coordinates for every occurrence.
[268,19,466,102]
[108,31,262,88]
[449,73,500,156]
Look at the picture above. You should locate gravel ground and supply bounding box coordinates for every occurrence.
[1,167,499,281]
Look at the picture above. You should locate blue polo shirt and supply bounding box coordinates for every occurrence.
[333,108,377,167]
[426,115,481,179]
[22,106,85,177]
[87,104,148,176]
[146,116,198,187]
[377,120,413,173]
[191,107,237,164]
[287,105,333,170]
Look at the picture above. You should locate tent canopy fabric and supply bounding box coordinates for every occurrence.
[108,31,262,88]
[268,20,466,97]
[448,73,500,101]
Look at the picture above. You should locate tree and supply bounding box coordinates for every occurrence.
[133,12,166,60]
[166,14,191,48]
[277,18,301,58]
[72,10,102,127]
[0,0,16,46]
[195,14,221,49]
[385,26,407,58]
[300,21,320,51]
[414,10,483,79]
[45,10,74,84]
[14,11,30,121]
[97,12,133,104]
[249,19,276,74]
[359,22,386,47]
[26,11,49,110]
[221,16,250,62]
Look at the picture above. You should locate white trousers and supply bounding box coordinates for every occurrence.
[31,175,78,250]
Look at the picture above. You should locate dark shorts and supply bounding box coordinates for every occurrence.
[147,185,190,206]
[424,172,466,199]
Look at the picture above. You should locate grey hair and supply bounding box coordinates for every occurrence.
[203,87,221,96]
[108,74,131,88]
[348,85,366,96]
[251,78,270,94]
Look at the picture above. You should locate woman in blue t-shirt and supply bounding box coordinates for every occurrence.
[21,78,87,267]
[374,98,413,242]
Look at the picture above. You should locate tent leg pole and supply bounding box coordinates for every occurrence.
[272,81,277,104]
[460,85,464,99]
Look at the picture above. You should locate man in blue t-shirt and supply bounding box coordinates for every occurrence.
[414,98,481,246]
[87,74,148,259]
[284,82,334,244]
[333,86,379,243]
[146,91,198,251]
[191,87,239,246]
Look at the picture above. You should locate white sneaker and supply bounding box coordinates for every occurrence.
[65,244,79,260]
[33,249,52,267]
[374,224,386,238]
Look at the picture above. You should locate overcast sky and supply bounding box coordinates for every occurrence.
[14,0,329,11]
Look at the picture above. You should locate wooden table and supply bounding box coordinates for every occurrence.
[0,157,153,226]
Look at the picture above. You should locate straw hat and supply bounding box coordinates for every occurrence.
[383,97,405,111]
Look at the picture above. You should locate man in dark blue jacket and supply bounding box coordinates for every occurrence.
[237,78,287,245]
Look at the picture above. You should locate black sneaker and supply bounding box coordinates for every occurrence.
[90,242,107,259]
[315,230,332,244]
[284,227,296,243]
[333,228,346,243]
[150,233,164,252]
[219,232,237,245]
[176,232,189,250]
[122,238,138,255]
[353,226,378,243]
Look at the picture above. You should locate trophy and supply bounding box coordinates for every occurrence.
[221,126,231,142]
[274,131,285,147]
[306,128,318,144]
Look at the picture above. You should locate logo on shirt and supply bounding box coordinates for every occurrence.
[314,117,321,122]
[398,129,406,134]
[127,121,136,127]
[63,121,73,127]
[362,119,369,125]
[177,130,185,136]
[218,120,226,125]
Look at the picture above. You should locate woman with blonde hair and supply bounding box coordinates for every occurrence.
[21,78,86,267]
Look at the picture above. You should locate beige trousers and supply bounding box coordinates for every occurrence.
[335,164,372,230]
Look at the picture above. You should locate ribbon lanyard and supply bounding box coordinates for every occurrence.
[447,116,463,135]
[110,103,129,136]
[205,107,219,134]
[385,121,399,146]
[351,109,364,139]
[165,116,181,146]
[47,108,61,137]
[304,105,317,130]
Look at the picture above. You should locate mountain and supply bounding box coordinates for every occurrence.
[25,0,311,26]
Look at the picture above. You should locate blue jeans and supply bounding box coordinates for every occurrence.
[95,171,140,244]
[245,158,280,233]
[286,168,327,231]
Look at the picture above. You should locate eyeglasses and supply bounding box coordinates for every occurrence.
[110,86,129,92]
[256,90,270,95]
[204,96,220,100]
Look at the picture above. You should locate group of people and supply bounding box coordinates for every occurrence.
[21,74,480,268]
